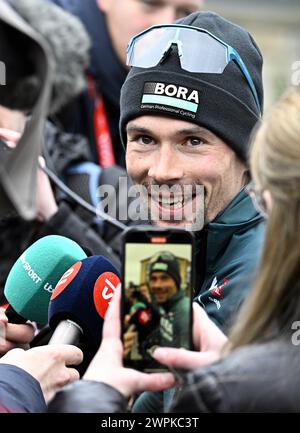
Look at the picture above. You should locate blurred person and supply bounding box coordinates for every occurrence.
[48,0,203,167]
[123,289,148,327]
[128,290,148,315]
[0,105,123,308]
[123,286,155,355]
[139,282,152,303]
[0,2,84,412]
[0,0,126,308]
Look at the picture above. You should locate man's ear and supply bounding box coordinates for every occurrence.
[97,0,110,13]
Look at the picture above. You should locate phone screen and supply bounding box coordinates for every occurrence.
[122,228,194,372]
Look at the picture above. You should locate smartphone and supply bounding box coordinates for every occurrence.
[121,226,194,372]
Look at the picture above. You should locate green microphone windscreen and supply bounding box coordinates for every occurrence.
[4,235,87,324]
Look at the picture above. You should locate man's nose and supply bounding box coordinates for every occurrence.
[148,146,184,183]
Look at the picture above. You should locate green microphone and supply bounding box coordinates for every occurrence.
[4,235,87,324]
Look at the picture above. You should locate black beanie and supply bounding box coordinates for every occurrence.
[120,11,263,164]
[149,252,181,290]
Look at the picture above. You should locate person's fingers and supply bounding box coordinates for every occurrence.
[130,371,176,393]
[95,337,124,366]
[46,345,83,366]
[153,347,219,370]
[83,336,124,382]
[5,322,35,344]
[0,308,8,323]
[61,345,83,366]
[0,340,20,355]
[102,285,121,340]
[0,310,8,353]
[66,367,80,383]
[192,302,206,350]
[0,129,20,148]
[192,303,227,352]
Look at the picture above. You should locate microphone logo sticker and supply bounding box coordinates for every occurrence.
[50,261,82,300]
[94,272,121,319]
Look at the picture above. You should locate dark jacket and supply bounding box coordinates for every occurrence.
[49,0,127,167]
[158,290,191,349]
[48,380,127,413]
[171,338,300,413]
[0,364,46,413]
[48,337,300,413]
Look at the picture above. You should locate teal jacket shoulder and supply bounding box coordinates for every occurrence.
[194,188,265,333]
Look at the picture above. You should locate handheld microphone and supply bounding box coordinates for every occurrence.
[3,235,87,324]
[129,305,160,336]
[48,255,121,348]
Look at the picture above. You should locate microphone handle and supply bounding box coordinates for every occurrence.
[5,304,27,324]
[48,319,83,345]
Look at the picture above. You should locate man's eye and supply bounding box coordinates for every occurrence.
[186,137,206,146]
[138,135,154,145]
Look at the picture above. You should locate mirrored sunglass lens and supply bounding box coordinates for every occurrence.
[179,29,227,73]
[128,27,228,73]
[128,27,179,68]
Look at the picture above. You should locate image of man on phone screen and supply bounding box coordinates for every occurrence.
[124,251,191,367]
[148,252,190,349]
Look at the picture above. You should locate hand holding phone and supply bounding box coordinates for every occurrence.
[121,227,194,372]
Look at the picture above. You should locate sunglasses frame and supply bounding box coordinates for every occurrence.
[127,23,261,115]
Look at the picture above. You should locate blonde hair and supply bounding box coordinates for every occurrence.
[226,87,300,352]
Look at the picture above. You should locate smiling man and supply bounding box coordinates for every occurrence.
[126,116,247,229]
[150,269,178,304]
[148,252,190,348]
[120,11,266,330]
[119,10,266,413]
